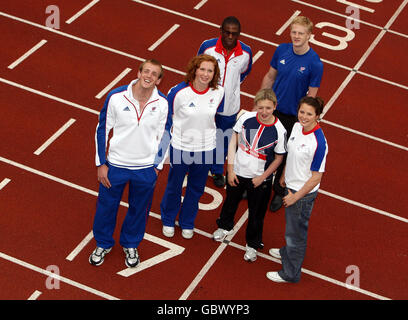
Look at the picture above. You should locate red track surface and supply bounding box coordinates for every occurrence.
[1,0,407,305]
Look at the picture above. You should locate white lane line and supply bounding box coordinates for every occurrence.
[320,119,408,152]
[322,0,408,118]
[34,118,76,156]
[2,76,406,152]
[179,210,249,300]
[0,155,401,299]
[194,0,208,10]
[276,10,301,35]
[319,189,408,223]
[8,39,47,70]
[232,243,390,300]
[2,10,407,88]
[0,77,99,115]
[0,11,185,76]
[2,155,406,225]
[0,251,119,300]
[252,50,264,64]
[0,178,11,190]
[65,0,100,24]
[66,231,94,261]
[291,0,408,40]
[95,67,132,99]
[336,0,375,13]
[27,290,42,300]
[117,234,185,277]
[148,24,180,51]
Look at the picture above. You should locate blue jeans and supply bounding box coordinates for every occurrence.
[278,188,318,283]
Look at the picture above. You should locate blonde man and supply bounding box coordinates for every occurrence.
[260,16,323,212]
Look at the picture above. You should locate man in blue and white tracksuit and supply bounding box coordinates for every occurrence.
[89,60,171,268]
[198,16,252,187]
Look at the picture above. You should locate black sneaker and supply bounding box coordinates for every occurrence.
[89,247,111,266]
[123,247,140,268]
[269,194,283,212]
[212,174,225,188]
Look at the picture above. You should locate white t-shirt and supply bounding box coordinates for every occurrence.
[168,81,225,152]
[285,122,328,192]
[233,111,287,179]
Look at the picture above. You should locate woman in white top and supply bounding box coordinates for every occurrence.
[266,96,328,283]
[160,54,225,239]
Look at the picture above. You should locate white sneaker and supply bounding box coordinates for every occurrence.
[89,247,111,266]
[181,229,194,239]
[212,228,230,242]
[123,247,140,268]
[244,245,257,262]
[266,271,288,283]
[162,226,175,237]
[269,248,281,259]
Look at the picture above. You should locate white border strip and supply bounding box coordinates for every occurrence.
[34,118,76,155]
[148,24,180,51]
[27,290,42,300]
[8,39,47,69]
[0,155,401,300]
[65,0,100,24]
[276,10,301,35]
[0,178,11,190]
[179,210,249,300]
[322,0,408,118]
[194,0,208,10]
[95,67,132,99]
[0,251,119,300]
[252,50,264,64]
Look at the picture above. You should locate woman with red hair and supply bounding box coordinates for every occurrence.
[160,55,225,239]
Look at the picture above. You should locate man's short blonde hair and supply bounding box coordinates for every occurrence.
[290,16,313,33]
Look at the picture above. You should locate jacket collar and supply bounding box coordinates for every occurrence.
[215,37,243,57]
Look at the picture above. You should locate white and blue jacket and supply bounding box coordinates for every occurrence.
[198,37,252,117]
[95,79,171,170]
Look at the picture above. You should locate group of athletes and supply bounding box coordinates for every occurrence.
[89,15,328,284]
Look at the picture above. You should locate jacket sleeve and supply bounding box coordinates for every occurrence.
[95,93,116,166]
[154,94,173,170]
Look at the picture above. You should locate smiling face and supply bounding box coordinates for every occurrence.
[256,99,276,124]
[290,23,311,52]
[137,62,162,89]
[193,60,215,90]
[298,102,319,132]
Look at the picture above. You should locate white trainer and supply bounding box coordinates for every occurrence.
[269,248,281,259]
[181,229,194,239]
[244,245,257,262]
[162,226,175,238]
[212,228,230,242]
[266,271,288,283]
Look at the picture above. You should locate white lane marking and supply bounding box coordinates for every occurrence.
[8,40,47,69]
[34,118,76,155]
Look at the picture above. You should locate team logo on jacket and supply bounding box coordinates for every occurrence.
[298,66,306,73]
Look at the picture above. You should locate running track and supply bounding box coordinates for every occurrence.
[0,0,407,304]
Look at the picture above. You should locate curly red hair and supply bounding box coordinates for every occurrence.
[185,54,220,89]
